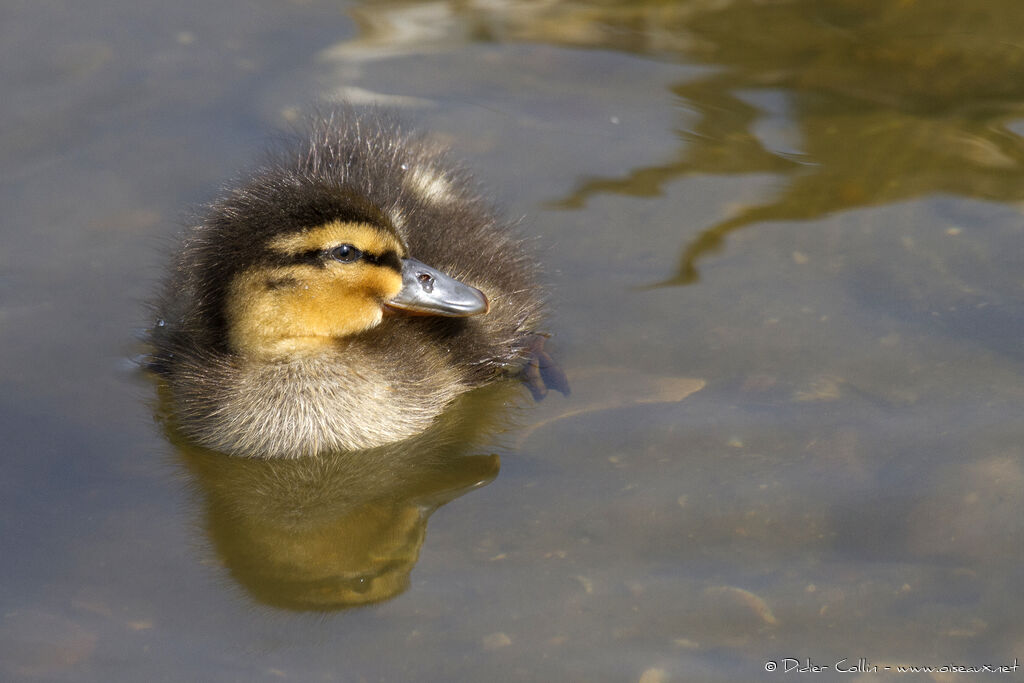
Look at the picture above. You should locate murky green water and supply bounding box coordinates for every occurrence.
[4,1,1024,680]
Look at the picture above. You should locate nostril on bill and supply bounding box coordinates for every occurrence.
[417,272,435,292]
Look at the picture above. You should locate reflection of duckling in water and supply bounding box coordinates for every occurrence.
[149,108,567,458]
[185,449,500,610]
[173,384,512,611]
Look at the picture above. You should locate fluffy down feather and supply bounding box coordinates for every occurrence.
[149,109,546,458]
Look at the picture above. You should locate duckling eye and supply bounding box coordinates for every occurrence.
[330,244,362,263]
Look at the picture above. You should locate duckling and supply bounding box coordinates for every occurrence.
[150,109,567,458]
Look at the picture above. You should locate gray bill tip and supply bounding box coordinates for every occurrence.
[386,258,489,317]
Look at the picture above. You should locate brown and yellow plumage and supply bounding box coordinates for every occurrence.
[149,109,564,458]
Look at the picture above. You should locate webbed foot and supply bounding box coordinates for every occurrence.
[520,334,570,401]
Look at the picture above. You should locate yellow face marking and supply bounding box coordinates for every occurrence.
[226,221,406,358]
[268,221,405,258]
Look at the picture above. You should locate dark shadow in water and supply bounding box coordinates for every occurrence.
[548,0,1024,286]
[157,384,520,612]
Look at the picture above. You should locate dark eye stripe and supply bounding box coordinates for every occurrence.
[362,250,402,273]
[277,248,328,268]
[262,248,401,271]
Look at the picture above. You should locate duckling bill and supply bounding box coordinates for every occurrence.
[149,109,566,458]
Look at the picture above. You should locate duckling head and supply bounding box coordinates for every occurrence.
[224,218,488,360]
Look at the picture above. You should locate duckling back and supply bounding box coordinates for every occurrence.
[150,109,547,458]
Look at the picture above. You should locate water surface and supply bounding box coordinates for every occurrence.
[3,1,1024,680]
